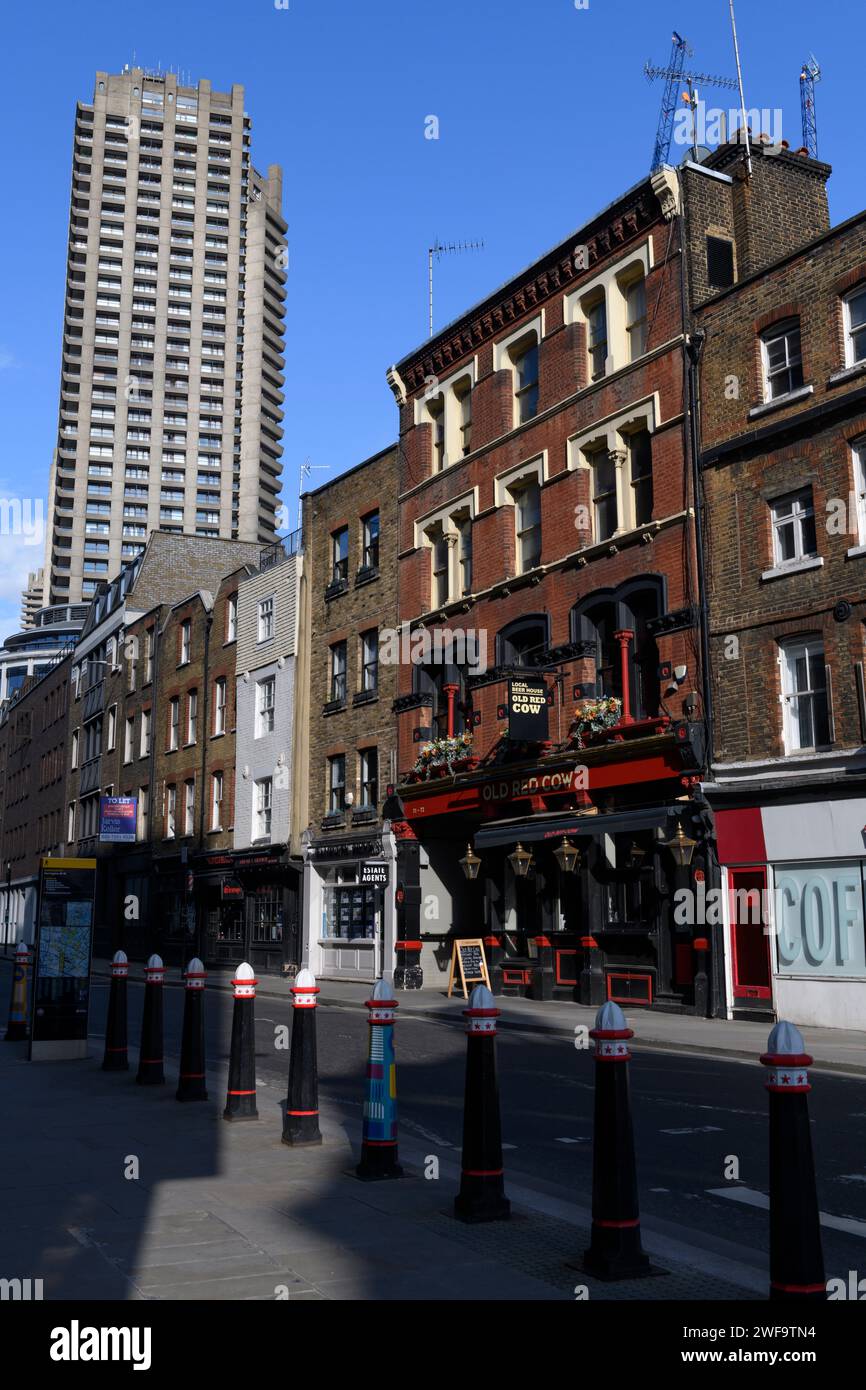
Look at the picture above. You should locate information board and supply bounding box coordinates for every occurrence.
[30,858,97,1061]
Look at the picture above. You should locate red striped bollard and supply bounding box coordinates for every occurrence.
[356,978,402,1180]
[102,950,129,1071]
[4,941,31,1042]
[223,962,258,1121]
[761,1020,826,1301]
[583,1000,651,1279]
[454,983,510,1222]
[283,968,322,1146]
[177,957,208,1102]
[135,954,165,1085]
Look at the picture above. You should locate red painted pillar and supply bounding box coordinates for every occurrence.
[443,683,459,738]
[614,629,634,724]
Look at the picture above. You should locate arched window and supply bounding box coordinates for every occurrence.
[571,578,664,719]
[414,660,469,740]
[496,614,550,668]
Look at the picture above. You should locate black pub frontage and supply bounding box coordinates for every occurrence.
[103,843,302,975]
[391,720,722,1016]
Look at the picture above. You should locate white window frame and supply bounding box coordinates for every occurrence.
[761,320,804,402]
[124,714,135,764]
[168,696,180,751]
[211,770,224,831]
[71,727,80,769]
[140,707,151,758]
[844,286,866,369]
[180,619,191,664]
[854,438,866,544]
[257,594,275,643]
[226,593,238,642]
[778,637,832,753]
[137,786,149,841]
[166,784,177,839]
[254,776,273,840]
[186,689,198,744]
[256,675,276,736]
[770,489,817,569]
[184,778,195,836]
[214,676,227,734]
[569,397,659,541]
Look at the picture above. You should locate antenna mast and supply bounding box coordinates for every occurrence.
[728,0,753,178]
[645,34,737,168]
[799,55,821,159]
[297,458,331,531]
[427,238,484,338]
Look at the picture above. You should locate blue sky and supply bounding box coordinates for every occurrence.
[1,0,862,636]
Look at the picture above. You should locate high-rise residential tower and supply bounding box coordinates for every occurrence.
[43,67,287,606]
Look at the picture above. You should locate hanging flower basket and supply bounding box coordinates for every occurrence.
[411,732,474,780]
[569,696,622,749]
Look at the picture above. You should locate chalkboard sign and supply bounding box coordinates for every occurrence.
[447,938,491,999]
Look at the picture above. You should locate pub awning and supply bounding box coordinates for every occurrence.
[474,805,679,848]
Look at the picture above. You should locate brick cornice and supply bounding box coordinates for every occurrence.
[397,192,660,393]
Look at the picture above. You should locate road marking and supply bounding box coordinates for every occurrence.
[660,1125,723,1135]
[706,1186,866,1239]
[501,1143,517,1150]
[555,1137,589,1144]
[838,1174,866,1183]
[650,1187,671,1193]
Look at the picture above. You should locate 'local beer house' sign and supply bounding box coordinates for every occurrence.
[506,677,549,741]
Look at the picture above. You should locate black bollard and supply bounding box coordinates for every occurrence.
[761,1020,826,1301]
[135,955,165,1085]
[454,984,510,1222]
[282,968,322,1146]
[176,957,208,1102]
[4,942,31,1042]
[583,1000,651,1279]
[102,950,129,1071]
[356,979,402,1179]
[223,962,258,1121]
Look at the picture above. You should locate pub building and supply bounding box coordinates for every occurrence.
[390,646,718,1014]
[384,161,726,1012]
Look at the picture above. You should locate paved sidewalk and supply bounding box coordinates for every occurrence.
[0,1034,763,1301]
[78,954,866,1076]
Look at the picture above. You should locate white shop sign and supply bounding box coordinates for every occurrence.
[773,862,866,979]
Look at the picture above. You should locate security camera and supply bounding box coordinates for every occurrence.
[664,682,678,699]
[674,665,687,683]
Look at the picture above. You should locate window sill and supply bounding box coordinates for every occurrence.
[320,937,376,946]
[325,580,349,602]
[207,827,223,835]
[748,384,814,419]
[211,730,225,740]
[353,689,378,707]
[846,544,866,560]
[323,699,346,716]
[761,556,823,582]
[355,566,379,588]
[828,360,866,387]
[182,740,196,749]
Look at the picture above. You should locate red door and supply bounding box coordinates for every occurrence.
[728,866,772,1001]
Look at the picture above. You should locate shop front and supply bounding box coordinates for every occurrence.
[196,846,301,975]
[714,791,866,1030]
[392,726,722,1015]
[302,831,396,983]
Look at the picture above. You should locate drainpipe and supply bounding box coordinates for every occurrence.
[677,168,715,761]
[198,613,213,846]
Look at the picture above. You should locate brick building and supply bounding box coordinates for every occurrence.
[385,169,714,1012]
[688,142,866,1028]
[299,445,400,983]
[0,655,73,944]
[64,530,262,960]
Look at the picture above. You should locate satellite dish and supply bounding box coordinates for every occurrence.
[680,144,713,165]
